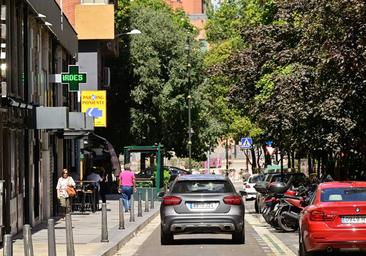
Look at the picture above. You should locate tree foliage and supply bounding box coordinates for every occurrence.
[104,0,219,160]
[206,0,366,178]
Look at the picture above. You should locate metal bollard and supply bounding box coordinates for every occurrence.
[3,234,12,256]
[145,189,149,212]
[23,224,34,256]
[101,203,109,242]
[119,198,125,229]
[48,219,56,256]
[65,213,75,256]
[150,187,155,209]
[137,191,143,217]
[129,194,135,222]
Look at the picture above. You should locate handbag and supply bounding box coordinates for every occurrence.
[66,185,76,198]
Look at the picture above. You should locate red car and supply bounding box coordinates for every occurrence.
[299,181,366,255]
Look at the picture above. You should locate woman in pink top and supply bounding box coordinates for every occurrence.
[118,164,136,212]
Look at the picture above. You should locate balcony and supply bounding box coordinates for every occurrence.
[75,4,114,40]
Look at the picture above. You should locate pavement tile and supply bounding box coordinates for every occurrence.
[0,198,160,256]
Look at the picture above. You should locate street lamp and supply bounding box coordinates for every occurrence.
[185,40,192,172]
[115,29,142,37]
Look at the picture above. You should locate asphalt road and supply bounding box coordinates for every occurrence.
[114,182,364,256]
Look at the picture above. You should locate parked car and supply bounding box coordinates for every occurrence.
[299,181,366,255]
[160,174,245,245]
[166,166,191,181]
[254,172,306,213]
[243,174,264,200]
[136,166,190,182]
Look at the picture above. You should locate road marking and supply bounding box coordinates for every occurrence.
[246,214,297,256]
[115,215,160,256]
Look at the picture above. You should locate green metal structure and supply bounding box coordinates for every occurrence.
[123,145,163,192]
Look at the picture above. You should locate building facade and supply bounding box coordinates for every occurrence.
[165,0,207,41]
[0,0,87,239]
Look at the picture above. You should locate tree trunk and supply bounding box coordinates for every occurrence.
[308,153,312,175]
[251,147,257,172]
[263,145,271,167]
[288,150,292,171]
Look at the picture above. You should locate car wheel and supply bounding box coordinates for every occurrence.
[160,226,174,245]
[232,226,245,244]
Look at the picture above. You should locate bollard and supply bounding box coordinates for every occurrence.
[137,191,143,217]
[48,219,56,256]
[119,198,125,229]
[129,194,135,222]
[101,203,109,242]
[145,189,149,212]
[150,187,155,209]
[65,213,75,256]
[3,234,12,256]
[23,224,34,256]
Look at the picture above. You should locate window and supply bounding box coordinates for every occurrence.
[172,180,234,193]
[321,188,366,202]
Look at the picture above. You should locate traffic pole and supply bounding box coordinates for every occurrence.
[3,234,12,256]
[119,198,125,229]
[101,203,109,242]
[129,194,135,222]
[150,187,154,209]
[145,189,149,212]
[48,219,57,256]
[23,224,34,256]
[137,191,142,217]
[65,213,75,256]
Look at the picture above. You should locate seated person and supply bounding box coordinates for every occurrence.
[86,167,103,191]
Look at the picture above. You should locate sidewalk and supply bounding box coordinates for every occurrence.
[0,196,160,256]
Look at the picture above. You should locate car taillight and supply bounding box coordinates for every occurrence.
[245,185,251,189]
[162,196,182,206]
[310,210,335,221]
[224,195,242,205]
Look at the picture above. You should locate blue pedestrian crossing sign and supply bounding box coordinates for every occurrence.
[240,137,253,149]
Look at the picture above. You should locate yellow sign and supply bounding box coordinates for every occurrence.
[81,90,107,127]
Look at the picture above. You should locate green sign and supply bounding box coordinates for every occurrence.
[61,65,87,92]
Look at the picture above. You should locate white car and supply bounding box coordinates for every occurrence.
[243,174,264,200]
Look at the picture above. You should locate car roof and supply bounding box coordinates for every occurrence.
[319,181,366,189]
[177,174,227,181]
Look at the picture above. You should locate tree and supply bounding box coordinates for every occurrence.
[208,0,366,178]
[103,0,217,160]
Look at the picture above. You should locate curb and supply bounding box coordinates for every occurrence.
[99,209,160,256]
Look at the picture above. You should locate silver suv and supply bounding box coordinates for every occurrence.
[160,175,245,245]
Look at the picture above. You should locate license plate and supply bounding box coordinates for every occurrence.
[341,216,366,224]
[187,202,218,210]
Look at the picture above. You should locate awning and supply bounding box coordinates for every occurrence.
[87,133,121,176]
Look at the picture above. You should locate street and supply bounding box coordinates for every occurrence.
[114,198,298,256]
[114,182,365,256]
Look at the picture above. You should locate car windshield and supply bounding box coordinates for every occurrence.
[248,175,263,183]
[171,180,234,193]
[321,187,366,202]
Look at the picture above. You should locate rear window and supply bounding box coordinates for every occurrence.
[171,180,234,193]
[249,175,263,183]
[321,188,366,202]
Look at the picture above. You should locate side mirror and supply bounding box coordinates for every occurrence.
[239,190,247,197]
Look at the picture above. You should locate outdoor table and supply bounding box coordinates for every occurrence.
[73,181,99,213]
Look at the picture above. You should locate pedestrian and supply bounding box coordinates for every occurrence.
[118,164,136,212]
[56,168,76,216]
[99,167,107,204]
